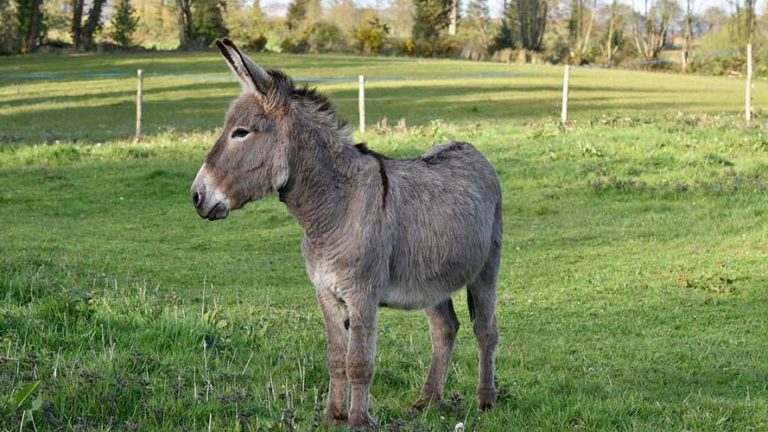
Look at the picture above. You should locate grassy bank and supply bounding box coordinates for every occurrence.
[2,113,768,430]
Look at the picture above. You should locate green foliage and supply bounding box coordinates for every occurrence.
[412,0,450,55]
[285,0,308,31]
[109,0,138,47]
[191,0,228,46]
[244,33,268,52]
[15,0,46,52]
[280,20,348,54]
[459,0,493,59]
[0,0,19,53]
[355,18,390,54]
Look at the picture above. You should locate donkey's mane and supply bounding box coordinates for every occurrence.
[267,69,348,130]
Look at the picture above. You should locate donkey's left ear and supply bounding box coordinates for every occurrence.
[215,38,271,97]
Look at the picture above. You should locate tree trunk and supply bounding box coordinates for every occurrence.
[681,0,693,72]
[448,0,457,36]
[176,0,194,49]
[21,0,43,53]
[71,0,84,50]
[82,0,106,50]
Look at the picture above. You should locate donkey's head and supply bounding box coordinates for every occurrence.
[190,39,293,220]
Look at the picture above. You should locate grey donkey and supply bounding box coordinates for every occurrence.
[191,39,503,428]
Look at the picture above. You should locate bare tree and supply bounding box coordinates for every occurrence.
[517,0,548,51]
[730,0,755,46]
[568,0,596,64]
[632,0,677,61]
[681,0,693,72]
[601,0,622,63]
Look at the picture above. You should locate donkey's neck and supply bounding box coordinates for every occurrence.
[279,132,363,244]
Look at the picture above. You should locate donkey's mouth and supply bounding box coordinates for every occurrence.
[204,202,229,221]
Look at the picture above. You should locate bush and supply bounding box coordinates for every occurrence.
[307,21,348,53]
[278,21,350,54]
[354,18,390,55]
[244,34,268,52]
[280,36,308,53]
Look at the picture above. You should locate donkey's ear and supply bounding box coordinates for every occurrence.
[215,38,271,96]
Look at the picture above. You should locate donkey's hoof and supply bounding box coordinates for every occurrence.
[410,394,439,413]
[322,413,347,428]
[348,412,376,429]
[477,388,497,411]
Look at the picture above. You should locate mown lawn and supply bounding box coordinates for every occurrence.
[1,52,767,431]
[2,50,768,144]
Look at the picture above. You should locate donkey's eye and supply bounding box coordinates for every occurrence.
[231,127,250,139]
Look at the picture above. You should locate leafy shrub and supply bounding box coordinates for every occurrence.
[354,18,390,55]
[245,34,268,52]
[307,21,348,53]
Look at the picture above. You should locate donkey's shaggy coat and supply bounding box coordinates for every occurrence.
[191,39,502,427]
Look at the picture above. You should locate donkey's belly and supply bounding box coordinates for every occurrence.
[379,277,467,310]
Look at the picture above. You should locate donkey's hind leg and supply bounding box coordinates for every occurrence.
[468,245,501,410]
[411,298,460,412]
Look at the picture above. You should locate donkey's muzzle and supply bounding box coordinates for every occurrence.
[203,201,229,221]
[191,163,230,221]
[192,189,229,221]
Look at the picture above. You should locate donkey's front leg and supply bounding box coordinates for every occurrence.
[316,288,350,426]
[345,296,378,427]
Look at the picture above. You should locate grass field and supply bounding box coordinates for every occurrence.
[1,51,768,431]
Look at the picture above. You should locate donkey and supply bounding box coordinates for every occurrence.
[191,39,503,427]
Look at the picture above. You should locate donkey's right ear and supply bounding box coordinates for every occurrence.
[215,38,271,97]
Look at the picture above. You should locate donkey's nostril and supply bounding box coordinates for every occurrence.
[192,191,203,208]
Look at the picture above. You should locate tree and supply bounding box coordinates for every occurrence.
[729,0,756,47]
[81,0,107,49]
[517,0,548,51]
[462,0,493,49]
[493,0,519,51]
[285,0,308,31]
[600,0,628,64]
[71,0,84,49]
[0,0,20,53]
[191,0,227,45]
[447,0,458,36]
[412,0,450,53]
[16,0,45,52]
[110,0,139,46]
[632,0,677,61]
[384,0,414,38]
[176,0,195,49]
[567,0,596,63]
[681,0,693,71]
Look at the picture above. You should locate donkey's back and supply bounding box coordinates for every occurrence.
[379,141,502,310]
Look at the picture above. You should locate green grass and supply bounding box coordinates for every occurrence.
[2,50,768,144]
[1,52,768,431]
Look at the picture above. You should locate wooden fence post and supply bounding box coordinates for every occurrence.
[359,75,366,134]
[136,69,143,141]
[746,44,753,125]
[561,65,570,126]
